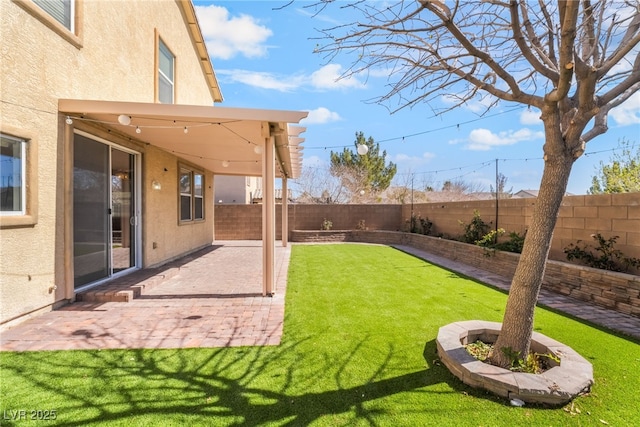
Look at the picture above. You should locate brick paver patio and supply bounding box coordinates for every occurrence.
[1,241,638,353]
[0,241,289,351]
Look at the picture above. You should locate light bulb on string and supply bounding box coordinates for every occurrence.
[222,160,230,168]
[184,127,189,134]
[254,145,263,155]
[135,126,141,134]
[118,115,132,126]
[65,116,73,125]
[357,144,369,155]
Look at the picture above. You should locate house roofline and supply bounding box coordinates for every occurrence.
[177,0,223,103]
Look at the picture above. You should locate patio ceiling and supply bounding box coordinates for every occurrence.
[58,99,308,178]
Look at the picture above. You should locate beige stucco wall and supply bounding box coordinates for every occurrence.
[215,175,260,204]
[1,0,217,325]
[143,145,214,267]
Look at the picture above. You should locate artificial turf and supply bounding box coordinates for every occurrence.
[1,244,639,426]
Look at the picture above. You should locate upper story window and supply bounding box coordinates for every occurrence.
[33,0,74,32]
[1,134,26,215]
[158,39,175,104]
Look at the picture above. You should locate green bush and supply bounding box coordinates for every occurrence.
[459,210,490,244]
[407,213,433,235]
[564,233,640,272]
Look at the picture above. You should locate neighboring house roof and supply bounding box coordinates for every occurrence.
[179,0,223,103]
[59,99,307,179]
[252,189,294,203]
[514,189,540,198]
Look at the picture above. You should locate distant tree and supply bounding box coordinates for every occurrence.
[589,140,640,194]
[311,0,640,368]
[292,166,350,204]
[442,179,485,194]
[490,173,513,199]
[330,131,397,201]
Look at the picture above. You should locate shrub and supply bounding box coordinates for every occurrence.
[407,213,433,235]
[459,210,490,244]
[476,229,526,255]
[494,230,526,254]
[321,218,333,230]
[564,233,640,272]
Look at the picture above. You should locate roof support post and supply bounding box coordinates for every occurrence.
[262,134,276,296]
[282,176,288,247]
[63,119,75,300]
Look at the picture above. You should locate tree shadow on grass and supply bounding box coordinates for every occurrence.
[0,338,475,426]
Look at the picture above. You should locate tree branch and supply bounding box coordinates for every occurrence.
[512,0,559,81]
[547,1,580,102]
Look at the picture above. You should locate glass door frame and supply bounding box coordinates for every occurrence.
[73,130,142,291]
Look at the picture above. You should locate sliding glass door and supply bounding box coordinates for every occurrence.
[73,133,139,288]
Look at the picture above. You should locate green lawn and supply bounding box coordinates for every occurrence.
[1,244,639,426]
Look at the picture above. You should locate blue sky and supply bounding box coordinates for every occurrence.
[194,1,640,195]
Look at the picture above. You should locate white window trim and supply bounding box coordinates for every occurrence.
[178,166,204,224]
[33,0,74,32]
[158,38,175,104]
[0,134,27,216]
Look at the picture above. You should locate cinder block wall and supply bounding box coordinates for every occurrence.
[401,193,640,261]
[214,193,640,262]
[214,204,402,240]
[290,204,402,231]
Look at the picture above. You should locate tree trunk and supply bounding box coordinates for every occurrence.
[489,128,577,368]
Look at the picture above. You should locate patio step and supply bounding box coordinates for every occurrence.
[76,267,180,303]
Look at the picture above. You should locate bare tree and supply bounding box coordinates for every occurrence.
[490,173,513,199]
[311,0,640,367]
[291,165,350,204]
[442,178,486,194]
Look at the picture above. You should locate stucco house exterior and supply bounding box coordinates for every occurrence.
[1,0,306,329]
[215,175,262,204]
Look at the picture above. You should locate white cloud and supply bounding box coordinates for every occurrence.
[441,94,496,113]
[216,69,302,92]
[610,91,640,126]
[216,64,367,93]
[301,107,342,125]
[392,152,436,169]
[461,128,544,151]
[302,155,327,167]
[520,108,542,125]
[310,64,366,90]
[195,5,272,60]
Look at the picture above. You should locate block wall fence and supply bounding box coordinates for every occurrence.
[214,192,640,262]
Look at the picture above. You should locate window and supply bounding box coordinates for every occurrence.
[179,167,204,222]
[1,134,26,215]
[194,173,204,220]
[158,39,175,104]
[33,0,74,31]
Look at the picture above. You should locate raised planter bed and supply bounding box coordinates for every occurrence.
[436,320,594,405]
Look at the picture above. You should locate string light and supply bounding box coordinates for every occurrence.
[222,160,230,168]
[135,126,141,134]
[184,127,188,134]
[65,116,73,125]
[118,115,131,126]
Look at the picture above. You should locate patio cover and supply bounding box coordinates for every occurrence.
[58,99,307,179]
[59,99,308,296]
